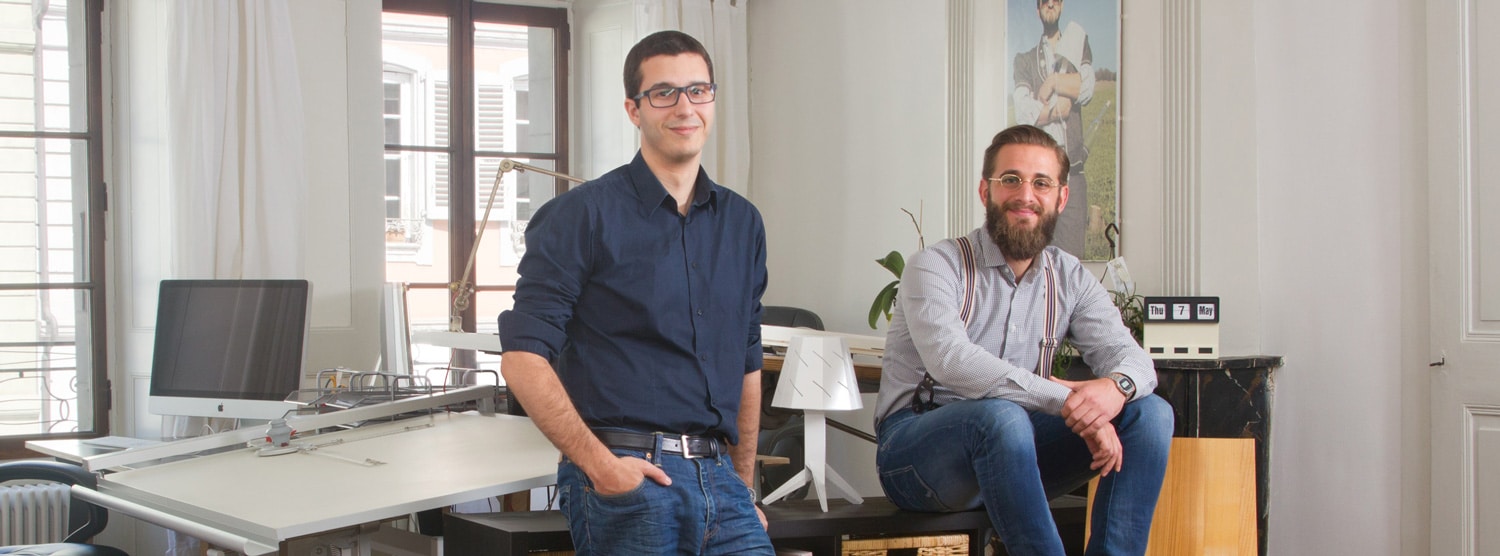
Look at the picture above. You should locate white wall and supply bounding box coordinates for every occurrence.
[747,1,949,497]
[749,0,1429,553]
[748,0,948,334]
[1253,1,1427,554]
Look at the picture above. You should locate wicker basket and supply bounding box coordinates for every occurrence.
[841,533,970,556]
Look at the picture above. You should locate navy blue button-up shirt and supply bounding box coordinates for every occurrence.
[498,153,768,444]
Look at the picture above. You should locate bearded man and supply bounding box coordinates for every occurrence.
[872,125,1172,556]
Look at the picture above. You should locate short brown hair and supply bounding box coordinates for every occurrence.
[981,125,1070,183]
[624,31,715,101]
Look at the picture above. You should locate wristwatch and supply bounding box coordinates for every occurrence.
[1109,373,1137,400]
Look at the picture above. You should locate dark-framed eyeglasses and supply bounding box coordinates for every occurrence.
[988,173,1060,194]
[632,83,718,108]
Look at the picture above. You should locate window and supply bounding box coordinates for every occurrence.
[0,0,106,452]
[382,1,569,374]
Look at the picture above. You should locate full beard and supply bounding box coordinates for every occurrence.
[1041,11,1061,36]
[985,198,1059,262]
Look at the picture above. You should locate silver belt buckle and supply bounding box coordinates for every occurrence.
[680,434,704,459]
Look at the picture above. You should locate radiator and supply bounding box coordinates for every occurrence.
[0,482,72,545]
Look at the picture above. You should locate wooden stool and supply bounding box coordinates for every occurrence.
[1086,437,1256,555]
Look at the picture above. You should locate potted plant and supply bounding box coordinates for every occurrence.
[868,207,925,329]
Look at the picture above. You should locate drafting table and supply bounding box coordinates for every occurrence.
[40,402,558,555]
[414,325,884,354]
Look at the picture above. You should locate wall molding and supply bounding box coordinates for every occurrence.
[947,0,975,239]
[1453,0,1499,341]
[1163,0,1200,295]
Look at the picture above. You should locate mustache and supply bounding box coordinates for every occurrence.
[1001,199,1043,214]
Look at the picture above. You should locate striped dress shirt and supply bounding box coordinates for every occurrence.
[874,228,1156,427]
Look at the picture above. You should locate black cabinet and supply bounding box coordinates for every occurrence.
[1153,356,1281,556]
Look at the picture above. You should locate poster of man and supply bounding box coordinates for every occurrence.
[1007,0,1120,261]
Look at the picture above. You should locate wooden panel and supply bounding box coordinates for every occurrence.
[1476,0,1500,327]
[1087,437,1256,555]
[1474,410,1500,556]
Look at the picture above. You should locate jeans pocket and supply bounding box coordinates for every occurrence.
[879,465,954,512]
[591,477,648,502]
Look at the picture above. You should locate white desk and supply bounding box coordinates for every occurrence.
[27,438,132,462]
[37,412,558,555]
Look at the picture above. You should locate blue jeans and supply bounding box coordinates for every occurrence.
[876,395,1173,556]
[557,437,774,555]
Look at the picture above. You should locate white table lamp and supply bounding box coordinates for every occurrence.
[760,334,865,511]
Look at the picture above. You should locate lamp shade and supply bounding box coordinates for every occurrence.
[771,335,863,411]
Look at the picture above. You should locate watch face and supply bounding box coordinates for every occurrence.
[1114,374,1135,394]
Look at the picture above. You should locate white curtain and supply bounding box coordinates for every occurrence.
[168,0,306,279]
[162,7,305,549]
[635,0,751,190]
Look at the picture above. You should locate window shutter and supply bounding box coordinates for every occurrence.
[475,84,507,217]
[433,80,451,208]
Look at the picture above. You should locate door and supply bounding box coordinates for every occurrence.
[1429,1,1500,554]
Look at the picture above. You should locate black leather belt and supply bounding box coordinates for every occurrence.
[593,429,722,459]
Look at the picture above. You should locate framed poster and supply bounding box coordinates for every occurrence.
[1007,0,1120,261]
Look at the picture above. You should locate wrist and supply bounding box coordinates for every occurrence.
[576,444,627,477]
[1108,372,1137,401]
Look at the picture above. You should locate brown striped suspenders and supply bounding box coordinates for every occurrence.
[911,236,1060,414]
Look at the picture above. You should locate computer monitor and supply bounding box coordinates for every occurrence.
[148,279,309,421]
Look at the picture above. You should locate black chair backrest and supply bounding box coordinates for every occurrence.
[0,460,108,543]
[764,306,824,330]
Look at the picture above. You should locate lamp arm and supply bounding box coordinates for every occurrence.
[450,159,588,332]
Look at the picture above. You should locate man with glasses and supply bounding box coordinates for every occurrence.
[499,30,774,554]
[873,125,1172,555]
[1013,0,1094,256]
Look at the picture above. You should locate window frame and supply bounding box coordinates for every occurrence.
[0,0,108,458]
[381,0,570,343]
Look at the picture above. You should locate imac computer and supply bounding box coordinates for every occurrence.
[148,279,309,421]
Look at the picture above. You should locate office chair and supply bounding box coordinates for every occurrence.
[0,460,128,556]
[763,306,824,331]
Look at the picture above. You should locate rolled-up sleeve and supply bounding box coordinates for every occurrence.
[744,215,768,373]
[498,193,594,362]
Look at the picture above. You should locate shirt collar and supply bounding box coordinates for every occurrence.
[969,227,1050,285]
[627,152,719,217]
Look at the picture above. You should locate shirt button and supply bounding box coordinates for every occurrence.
[699,354,708,362]
[696,309,704,316]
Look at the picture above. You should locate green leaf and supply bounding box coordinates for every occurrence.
[867,280,900,329]
[875,251,905,278]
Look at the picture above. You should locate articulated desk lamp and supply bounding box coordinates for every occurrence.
[760,334,865,512]
[449,159,586,332]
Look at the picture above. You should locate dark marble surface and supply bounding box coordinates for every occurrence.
[1153,356,1281,556]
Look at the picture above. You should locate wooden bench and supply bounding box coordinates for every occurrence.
[443,496,1089,555]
